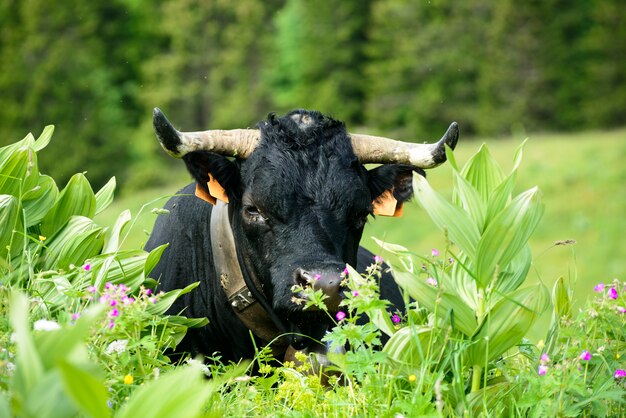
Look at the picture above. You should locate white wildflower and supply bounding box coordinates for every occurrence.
[33,319,61,331]
[5,361,16,375]
[105,339,129,355]
[186,358,211,376]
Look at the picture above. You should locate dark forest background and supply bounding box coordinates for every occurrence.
[1,0,624,190]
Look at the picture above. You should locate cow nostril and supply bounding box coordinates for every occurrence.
[295,268,314,287]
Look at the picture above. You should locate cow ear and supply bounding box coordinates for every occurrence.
[368,165,425,217]
[182,151,241,205]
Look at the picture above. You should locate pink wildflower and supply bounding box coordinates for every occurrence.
[342,267,349,277]
[538,365,548,376]
[580,351,591,361]
[335,311,346,321]
[426,277,438,287]
[313,274,321,281]
[594,283,605,292]
[108,320,115,329]
[431,248,440,257]
[109,308,119,317]
[352,290,359,297]
[391,314,401,324]
[71,313,80,321]
[373,255,383,264]
[617,306,626,313]
[87,286,97,293]
[83,263,91,271]
[614,369,626,379]
[608,287,618,299]
[145,288,152,295]
[540,353,550,364]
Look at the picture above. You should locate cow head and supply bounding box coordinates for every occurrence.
[153,108,458,349]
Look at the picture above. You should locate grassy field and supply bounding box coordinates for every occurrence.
[97,128,626,318]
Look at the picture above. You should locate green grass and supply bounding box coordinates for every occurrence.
[98,127,626,316]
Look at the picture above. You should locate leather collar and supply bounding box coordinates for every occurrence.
[209,201,288,353]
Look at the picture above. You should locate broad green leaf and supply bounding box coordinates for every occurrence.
[41,173,96,238]
[413,174,480,259]
[0,133,35,161]
[467,284,549,365]
[552,276,572,321]
[102,209,131,253]
[0,195,24,260]
[0,391,10,418]
[9,292,44,396]
[24,370,77,418]
[147,282,201,316]
[34,304,106,370]
[484,171,516,228]
[41,216,104,270]
[116,365,216,418]
[393,269,478,337]
[474,187,544,288]
[144,243,168,277]
[0,147,32,197]
[58,361,110,418]
[460,144,505,202]
[383,325,435,368]
[94,176,116,215]
[449,258,478,310]
[21,175,59,227]
[33,125,54,152]
[452,170,486,230]
[492,245,532,297]
[91,250,148,291]
[165,315,209,328]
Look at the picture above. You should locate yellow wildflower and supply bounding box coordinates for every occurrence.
[123,374,134,385]
[408,374,417,383]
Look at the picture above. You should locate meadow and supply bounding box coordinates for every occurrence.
[2,126,625,417]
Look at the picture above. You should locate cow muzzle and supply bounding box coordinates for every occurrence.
[293,266,345,312]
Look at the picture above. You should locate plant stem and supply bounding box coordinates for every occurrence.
[471,365,482,393]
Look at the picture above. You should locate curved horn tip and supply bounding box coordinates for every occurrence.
[152,108,183,157]
[443,122,459,150]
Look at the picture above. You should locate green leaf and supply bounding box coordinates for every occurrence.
[0,147,33,198]
[21,175,59,227]
[460,144,505,202]
[116,365,216,418]
[165,315,209,328]
[24,370,77,418]
[33,125,54,152]
[393,269,478,337]
[0,194,24,260]
[102,209,131,253]
[492,245,532,297]
[147,282,201,316]
[94,177,116,215]
[552,276,572,321]
[41,173,96,237]
[144,243,168,277]
[467,284,549,365]
[413,174,480,260]
[41,216,104,270]
[0,390,10,418]
[452,169,486,230]
[91,250,148,292]
[474,187,544,288]
[9,292,44,396]
[58,361,110,418]
[383,325,435,369]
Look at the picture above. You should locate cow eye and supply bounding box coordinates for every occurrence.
[243,205,268,224]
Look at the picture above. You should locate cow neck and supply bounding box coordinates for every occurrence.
[209,201,289,355]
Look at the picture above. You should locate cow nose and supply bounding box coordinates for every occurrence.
[294,267,343,312]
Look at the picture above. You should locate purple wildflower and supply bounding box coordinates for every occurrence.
[342,267,349,277]
[109,308,119,318]
[335,311,346,321]
[87,286,97,293]
[614,369,626,379]
[373,255,383,264]
[580,351,591,361]
[594,283,605,292]
[83,263,91,271]
[71,313,80,321]
[313,274,321,281]
[538,365,548,376]
[352,290,359,297]
[391,314,401,324]
[608,287,618,299]
[145,288,152,296]
[540,353,550,364]
[617,306,626,313]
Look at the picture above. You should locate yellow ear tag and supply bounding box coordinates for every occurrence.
[194,173,229,205]
[373,190,403,217]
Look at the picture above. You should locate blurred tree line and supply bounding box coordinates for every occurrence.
[1,0,624,190]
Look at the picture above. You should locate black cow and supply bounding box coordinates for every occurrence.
[145,109,458,363]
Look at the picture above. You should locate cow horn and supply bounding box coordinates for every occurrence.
[153,108,260,158]
[349,122,459,168]
[154,108,458,168]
